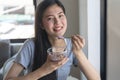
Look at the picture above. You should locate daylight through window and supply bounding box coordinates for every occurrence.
[0,0,35,39]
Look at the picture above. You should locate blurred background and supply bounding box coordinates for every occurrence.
[0,0,35,39]
[0,0,120,80]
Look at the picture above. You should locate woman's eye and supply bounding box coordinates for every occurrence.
[59,15,63,18]
[47,18,52,21]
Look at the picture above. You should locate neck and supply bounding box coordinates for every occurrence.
[48,36,66,47]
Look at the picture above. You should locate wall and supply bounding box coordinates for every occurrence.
[107,0,120,80]
[78,0,88,80]
[87,0,100,73]
[60,0,79,37]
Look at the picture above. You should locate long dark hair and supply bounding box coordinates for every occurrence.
[32,0,65,80]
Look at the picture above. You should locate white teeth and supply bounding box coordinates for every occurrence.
[54,27,62,31]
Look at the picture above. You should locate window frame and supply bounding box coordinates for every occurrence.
[100,0,107,80]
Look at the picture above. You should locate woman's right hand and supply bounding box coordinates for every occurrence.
[40,55,69,75]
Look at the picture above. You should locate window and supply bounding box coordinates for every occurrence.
[0,0,35,39]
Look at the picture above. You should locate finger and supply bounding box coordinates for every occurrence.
[62,57,69,65]
[47,54,53,61]
[76,35,85,45]
[72,38,80,49]
[74,35,84,43]
[72,35,83,49]
[74,35,85,48]
[57,57,69,66]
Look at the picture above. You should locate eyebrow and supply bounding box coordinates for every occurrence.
[45,12,64,18]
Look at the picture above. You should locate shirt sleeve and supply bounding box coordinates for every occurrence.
[14,39,34,69]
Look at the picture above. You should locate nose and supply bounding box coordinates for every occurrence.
[54,18,61,26]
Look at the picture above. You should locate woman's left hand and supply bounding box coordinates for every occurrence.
[71,34,85,55]
[40,55,69,75]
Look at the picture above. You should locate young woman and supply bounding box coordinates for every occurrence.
[4,0,101,80]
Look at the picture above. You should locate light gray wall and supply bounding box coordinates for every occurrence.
[107,0,120,80]
[60,0,79,37]
[78,0,88,80]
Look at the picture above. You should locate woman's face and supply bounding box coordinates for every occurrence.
[42,4,67,38]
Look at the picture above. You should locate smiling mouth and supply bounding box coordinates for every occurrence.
[54,27,63,32]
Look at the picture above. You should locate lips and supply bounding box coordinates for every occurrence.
[54,27,63,32]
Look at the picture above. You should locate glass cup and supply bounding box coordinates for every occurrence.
[47,47,68,62]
